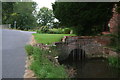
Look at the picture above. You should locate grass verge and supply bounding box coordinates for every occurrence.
[108,56,120,69]
[25,45,68,78]
[32,33,76,44]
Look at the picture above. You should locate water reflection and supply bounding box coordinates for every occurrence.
[60,57,120,78]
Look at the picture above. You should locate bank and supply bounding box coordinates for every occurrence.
[24,33,120,78]
[24,33,75,78]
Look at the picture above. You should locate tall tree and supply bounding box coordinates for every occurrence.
[10,2,37,29]
[2,2,37,30]
[2,2,15,24]
[52,2,115,35]
[37,7,54,27]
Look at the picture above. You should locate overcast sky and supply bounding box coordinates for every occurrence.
[33,0,55,10]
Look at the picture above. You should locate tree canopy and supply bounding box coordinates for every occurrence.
[37,7,55,27]
[2,2,15,24]
[52,2,115,35]
[2,2,37,30]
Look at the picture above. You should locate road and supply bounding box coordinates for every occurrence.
[2,29,36,78]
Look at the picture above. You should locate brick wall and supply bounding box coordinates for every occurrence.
[109,5,120,34]
[62,36,111,46]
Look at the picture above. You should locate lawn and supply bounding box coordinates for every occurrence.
[32,33,76,44]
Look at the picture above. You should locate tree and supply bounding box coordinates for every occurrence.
[52,2,115,35]
[37,7,55,27]
[2,2,38,30]
[2,2,15,24]
[12,2,37,29]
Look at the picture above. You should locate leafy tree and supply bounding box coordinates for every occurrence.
[37,7,54,27]
[2,2,15,24]
[2,2,37,30]
[13,2,37,29]
[52,2,115,35]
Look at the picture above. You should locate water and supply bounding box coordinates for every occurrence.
[59,57,120,78]
[58,37,120,78]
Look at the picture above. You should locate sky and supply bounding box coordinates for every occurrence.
[33,0,56,10]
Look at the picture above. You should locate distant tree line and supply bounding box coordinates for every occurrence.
[2,2,56,30]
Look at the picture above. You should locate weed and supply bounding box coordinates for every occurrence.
[25,45,34,56]
[108,56,120,68]
[27,46,68,78]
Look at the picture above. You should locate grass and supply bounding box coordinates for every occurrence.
[25,45,34,56]
[32,33,76,44]
[25,45,68,78]
[25,33,76,78]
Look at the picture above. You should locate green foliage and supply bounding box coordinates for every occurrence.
[49,46,60,57]
[52,2,115,35]
[2,2,37,30]
[48,28,63,34]
[37,27,72,34]
[37,7,55,27]
[29,46,68,78]
[109,35,120,51]
[25,45,34,56]
[33,33,76,44]
[116,2,120,13]
[62,28,71,34]
[102,34,114,37]
[2,2,15,24]
[36,29,42,34]
[108,56,120,68]
[37,26,49,33]
[109,26,120,52]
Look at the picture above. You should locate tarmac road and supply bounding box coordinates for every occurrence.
[2,29,36,78]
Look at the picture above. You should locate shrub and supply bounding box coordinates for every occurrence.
[36,29,42,33]
[37,26,49,33]
[25,45,34,56]
[109,34,120,52]
[40,26,49,33]
[48,28,63,34]
[36,27,72,34]
[62,28,71,34]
